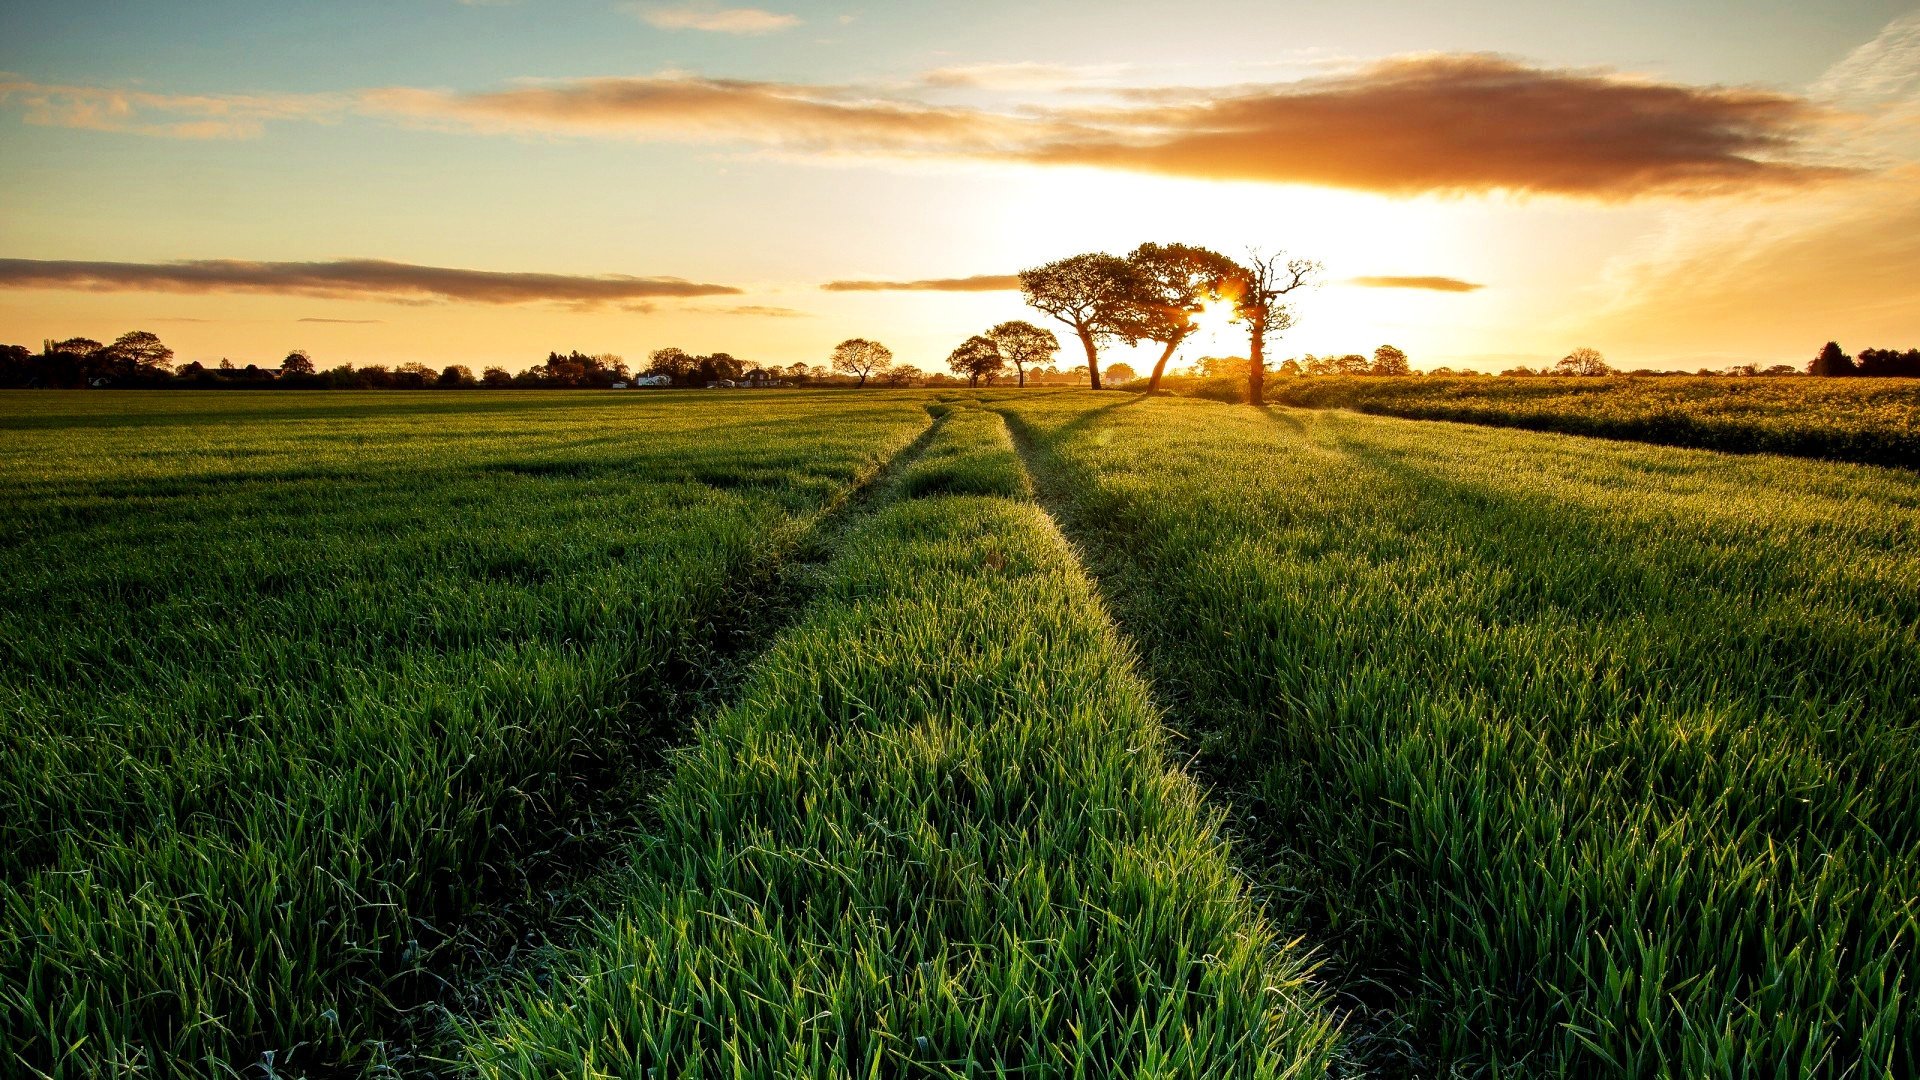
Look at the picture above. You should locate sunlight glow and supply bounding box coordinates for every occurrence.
[1186,297,1242,356]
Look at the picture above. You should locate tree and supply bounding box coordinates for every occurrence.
[282,349,315,375]
[830,338,892,387]
[984,320,1058,388]
[947,335,1005,387]
[1371,344,1411,376]
[1554,347,1613,377]
[1273,357,1303,377]
[1124,242,1240,392]
[481,366,513,387]
[105,330,174,376]
[881,364,924,387]
[647,347,697,383]
[1019,253,1138,391]
[1226,251,1321,406]
[439,364,476,387]
[1105,361,1138,384]
[1195,355,1249,379]
[1809,341,1854,376]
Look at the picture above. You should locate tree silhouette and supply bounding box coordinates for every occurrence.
[1227,251,1321,406]
[1125,242,1240,393]
[105,331,174,377]
[1106,361,1138,384]
[647,347,696,383]
[831,338,892,387]
[947,335,1005,387]
[1555,347,1613,376]
[281,349,315,375]
[1810,341,1855,376]
[984,320,1058,388]
[1019,253,1138,391]
[1371,344,1411,376]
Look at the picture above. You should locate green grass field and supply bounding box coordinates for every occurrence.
[1263,375,1920,467]
[3,389,1915,1078]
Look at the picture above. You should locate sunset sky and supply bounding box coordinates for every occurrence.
[3,1,1917,374]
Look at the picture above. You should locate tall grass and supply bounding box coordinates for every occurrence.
[1003,395,1920,1077]
[456,406,1344,1077]
[1264,375,1920,467]
[0,390,930,1077]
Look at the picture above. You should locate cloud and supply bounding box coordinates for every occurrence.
[1348,275,1485,292]
[1025,55,1848,198]
[0,258,741,307]
[0,77,340,139]
[919,62,1130,93]
[298,316,385,323]
[637,6,799,34]
[1583,12,1920,357]
[699,304,810,317]
[820,274,1021,292]
[5,54,1853,199]
[363,75,1048,153]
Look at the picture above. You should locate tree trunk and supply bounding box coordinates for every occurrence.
[1080,330,1103,390]
[1016,364,1025,388]
[1147,337,1181,393]
[1248,320,1265,407]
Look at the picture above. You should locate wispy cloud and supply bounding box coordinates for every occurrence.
[1348,275,1485,292]
[919,62,1131,93]
[0,258,742,307]
[3,54,1854,198]
[820,274,1021,292]
[636,5,799,34]
[0,77,341,139]
[702,304,810,317]
[297,316,386,323]
[1586,11,1920,354]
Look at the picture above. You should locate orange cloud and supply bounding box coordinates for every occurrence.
[4,56,1851,198]
[0,258,741,307]
[1348,275,1485,292]
[820,274,1022,292]
[1028,55,1847,197]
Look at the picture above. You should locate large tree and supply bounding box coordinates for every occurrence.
[984,320,1057,388]
[1228,251,1321,406]
[947,335,1005,387]
[104,330,174,377]
[646,347,696,382]
[830,338,892,387]
[1019,253,1137,391]
[281,349,316,375]
[1554,347,1613,377]
[1125,242,1240,393]
[1809,341,1855,377]
[1371,344,1411,376]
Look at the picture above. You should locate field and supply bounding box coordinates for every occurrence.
[4,389,1916,1078]
[1264,376,1920,467]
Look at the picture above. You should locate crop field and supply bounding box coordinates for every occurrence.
[1266,375,1920,467]
[1003,396,1920,1076]
[0,391,930,1076]
[3,389,1917,1079]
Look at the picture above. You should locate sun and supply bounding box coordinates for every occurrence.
[1189,297,1241,348]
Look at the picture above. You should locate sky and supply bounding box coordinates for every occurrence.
[2,0,1918,375]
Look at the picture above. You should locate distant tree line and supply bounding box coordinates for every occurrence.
[1810,341,1920,377]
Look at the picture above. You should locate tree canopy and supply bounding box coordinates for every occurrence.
[947,336,1005,387]
[830,338,892,387]
[984,321,1058,388]
[1019,253,1138,391]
